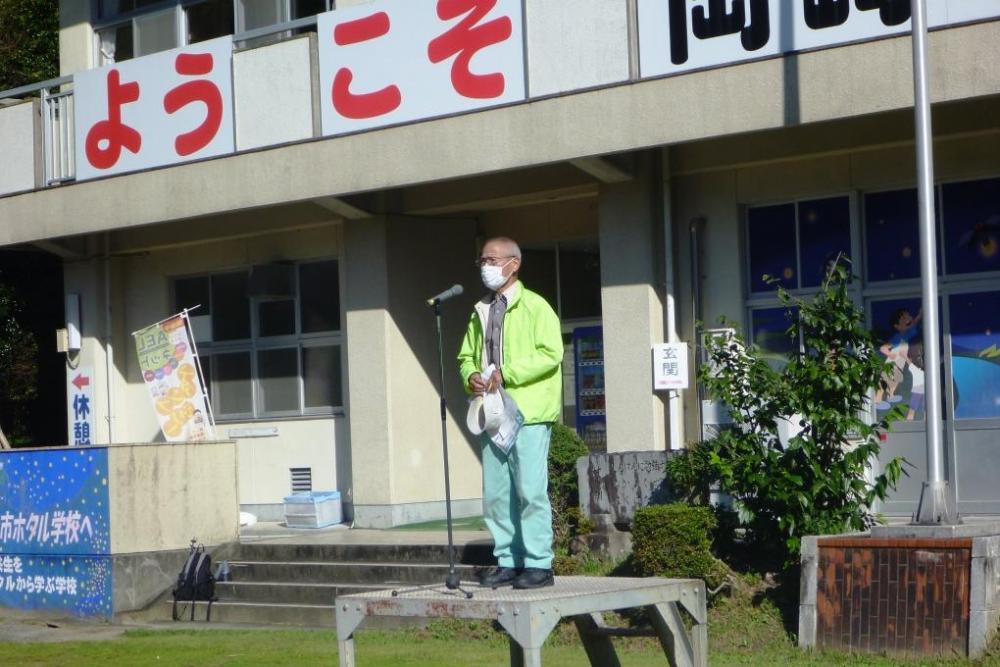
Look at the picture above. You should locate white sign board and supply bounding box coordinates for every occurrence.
[66,366,95,446]
[74,37,234,181]
[653,342,689,391]
[317,0,526,137]
[637,1,1000,80]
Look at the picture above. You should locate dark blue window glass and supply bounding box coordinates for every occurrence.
[751,307,798,362]
[942,178,1000,276]
[949,291,1000,420]
[864,189,921,282]
[747,204,796,293]
[798,196,852,287]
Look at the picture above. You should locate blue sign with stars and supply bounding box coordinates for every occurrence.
[0,447,112,616]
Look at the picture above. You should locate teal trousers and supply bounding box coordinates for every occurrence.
[481,423,554,570]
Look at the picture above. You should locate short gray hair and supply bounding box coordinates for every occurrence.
[486,236,521,261]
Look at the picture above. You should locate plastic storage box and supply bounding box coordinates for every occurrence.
[283,491,342,529]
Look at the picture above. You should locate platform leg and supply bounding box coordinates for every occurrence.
[508,636,523,667]
[572,613,622,667]
[338,636,356,667]
[648,602,696,667]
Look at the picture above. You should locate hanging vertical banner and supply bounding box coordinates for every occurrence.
[66,366,95,446]
[133,313,213,442]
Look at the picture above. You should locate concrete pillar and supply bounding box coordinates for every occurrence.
[62,237,126,446]
[343,216,482,527]
[598,153,667,452]
[343,217,394,525]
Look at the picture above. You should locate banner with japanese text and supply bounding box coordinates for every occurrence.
[637,0,1000,80]
[66,366,95,447]
[134,314,213,443]
[317,0,526,136]
[73,36,234,181]
[0,447,112,616]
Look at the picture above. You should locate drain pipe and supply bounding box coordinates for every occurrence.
[689,217,706,436]
[659,150,683,450]
[104,233,115,443]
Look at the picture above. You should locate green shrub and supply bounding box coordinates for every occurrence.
[548,424,592,565]
[632,503,728,588]
[698,257,906,567]
[548,423,588,508]
[665,441,718,504]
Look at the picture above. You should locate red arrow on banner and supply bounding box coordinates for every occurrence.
[72,374,90,390]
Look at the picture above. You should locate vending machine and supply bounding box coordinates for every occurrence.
[572,326,606,450]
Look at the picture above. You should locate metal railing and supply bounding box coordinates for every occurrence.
[41,88,75,185]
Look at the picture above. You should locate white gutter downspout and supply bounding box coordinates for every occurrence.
[660,149,684,450]
[104,233,115,443]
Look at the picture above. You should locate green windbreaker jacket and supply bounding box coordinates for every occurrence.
[457,282,563,425]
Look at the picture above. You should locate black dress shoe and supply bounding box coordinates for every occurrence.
[478,566,520,588]
[512,568,554,589]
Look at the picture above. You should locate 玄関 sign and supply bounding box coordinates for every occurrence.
[0,447,112,617]
[652,342,690,391]
[73,36,234,181]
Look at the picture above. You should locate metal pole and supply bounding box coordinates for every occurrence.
[910,0,958,525]
[434,303,462,589]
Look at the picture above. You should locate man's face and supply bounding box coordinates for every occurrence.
[480,241,519,279]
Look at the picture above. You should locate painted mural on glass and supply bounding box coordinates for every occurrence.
[0,448,112,616]
[948,291,1000,420]
[871,298,925,422]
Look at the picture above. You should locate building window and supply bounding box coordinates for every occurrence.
[520,241,601,322]
[746,176,1000,425]
[172,259,342,421]
[864,188,921,282]
[745,195,854,361]
[941,177,1000,276]
[97,0,333,65]
[746,196,851,294]
[948,290,1000,420]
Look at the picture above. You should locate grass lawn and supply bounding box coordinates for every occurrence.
[1,620,999,666]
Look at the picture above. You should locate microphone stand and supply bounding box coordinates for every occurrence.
[431,300,473,598]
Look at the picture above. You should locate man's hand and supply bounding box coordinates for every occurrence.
[487,369,504,392]
[468,372,487,394]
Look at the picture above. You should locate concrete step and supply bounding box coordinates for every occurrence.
[231,541,495,566]
[226,560,482,585]
[215,581,387,606]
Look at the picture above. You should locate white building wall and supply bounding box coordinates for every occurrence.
[111,223,344,516]
[0,100,41,196]
[525,0,630,98]
[233,34,317,151]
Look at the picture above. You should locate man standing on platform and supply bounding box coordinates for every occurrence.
[458,237,563,589]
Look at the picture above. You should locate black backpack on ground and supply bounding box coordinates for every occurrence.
[172,541,216,621]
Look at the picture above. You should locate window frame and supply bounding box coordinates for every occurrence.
[743,174,1000,425]
[170,257,344,422]
[743,192,860,354]
[94,0,334,64]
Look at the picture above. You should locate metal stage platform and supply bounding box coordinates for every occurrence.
[335,575,707,667]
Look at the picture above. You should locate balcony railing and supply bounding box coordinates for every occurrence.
[42,87,75,186]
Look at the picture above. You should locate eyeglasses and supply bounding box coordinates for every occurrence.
[475,255,516,268]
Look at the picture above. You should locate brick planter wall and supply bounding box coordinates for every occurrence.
[814,538,971,655]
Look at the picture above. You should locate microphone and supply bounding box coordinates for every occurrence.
[426,284,463,306]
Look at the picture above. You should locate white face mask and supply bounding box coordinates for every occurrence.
[481,259,512,291]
